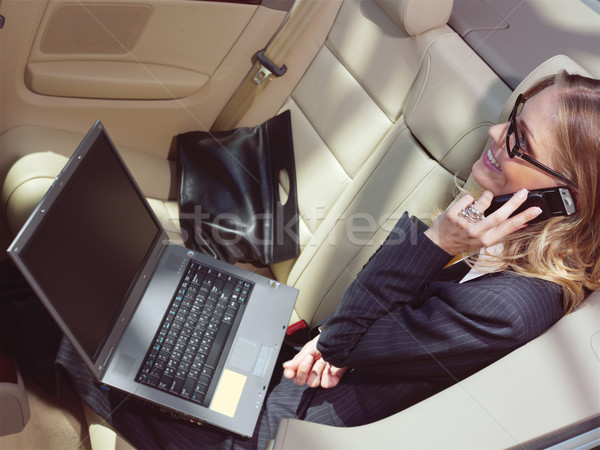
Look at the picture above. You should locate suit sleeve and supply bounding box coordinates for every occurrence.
[317,213,562,379]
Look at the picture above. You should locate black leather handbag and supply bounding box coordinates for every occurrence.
[176,110,299,265]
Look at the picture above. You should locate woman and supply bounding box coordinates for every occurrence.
[284,71,600,391]
[3,71,599,449]
[263,70,600,447]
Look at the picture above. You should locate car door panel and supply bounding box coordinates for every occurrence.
[0,0,289,159]
[26,1,254,99]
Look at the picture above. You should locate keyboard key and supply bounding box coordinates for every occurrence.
[191,392,205,404]
[170,377,184,394]
[158,375,173,390]
[204,321,231,369]
[192,358,204,372]
[154,358,167,370]
[167,359,179,370]
[146,374,160,387]
[181,377,196,398]
[198,374,210,387]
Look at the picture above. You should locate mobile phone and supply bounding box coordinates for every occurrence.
[486,187,576,224]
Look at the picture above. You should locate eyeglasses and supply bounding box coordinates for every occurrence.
[506,94,576,187]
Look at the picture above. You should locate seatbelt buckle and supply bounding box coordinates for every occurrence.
[286,319,307,336]
[253,49,287,85]
[284,320,309,347]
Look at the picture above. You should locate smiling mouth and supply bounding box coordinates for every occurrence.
[487,149,501,171]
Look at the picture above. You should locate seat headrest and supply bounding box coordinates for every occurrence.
[375,0,453,36]
[499,55,593,122]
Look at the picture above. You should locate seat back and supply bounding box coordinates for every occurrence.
[269,0,510,325]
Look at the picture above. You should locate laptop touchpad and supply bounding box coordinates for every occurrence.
[230,337,260,372]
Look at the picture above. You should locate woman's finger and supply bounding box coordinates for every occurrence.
[282,352,304,379]
[448,194,476,217]
[321,364,349,389]
[306,358,327,388]
[481,189,528,222]
[487,206,543,239]
[282,335,321,380]
[472,190,494,214]
[293,354,315,385]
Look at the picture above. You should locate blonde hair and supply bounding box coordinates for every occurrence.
[476,72,600,313]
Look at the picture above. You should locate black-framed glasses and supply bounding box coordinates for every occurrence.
[506,94,576,187]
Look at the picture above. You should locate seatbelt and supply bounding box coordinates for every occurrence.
[211,0,325,132]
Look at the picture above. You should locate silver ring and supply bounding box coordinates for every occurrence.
[460,203,485,223]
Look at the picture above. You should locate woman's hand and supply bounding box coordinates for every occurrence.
[424,189,542,255]
[282,335,348,389]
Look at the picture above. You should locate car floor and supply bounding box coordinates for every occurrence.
[0,375,91,450]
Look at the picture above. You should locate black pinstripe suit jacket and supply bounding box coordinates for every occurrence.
[315,212,564,423]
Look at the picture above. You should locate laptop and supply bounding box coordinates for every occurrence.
[7,120,298,438]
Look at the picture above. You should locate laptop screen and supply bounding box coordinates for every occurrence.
[17,128,161,361]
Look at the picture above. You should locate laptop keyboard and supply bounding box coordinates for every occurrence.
[136,260,252,406]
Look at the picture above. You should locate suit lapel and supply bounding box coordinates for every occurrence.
[432,260,471,282]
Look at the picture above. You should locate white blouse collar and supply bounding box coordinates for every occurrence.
[460,243,504,283]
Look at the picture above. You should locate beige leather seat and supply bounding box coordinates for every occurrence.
[2,128,182,245]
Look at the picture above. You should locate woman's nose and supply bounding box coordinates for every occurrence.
[489,122,509,149]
